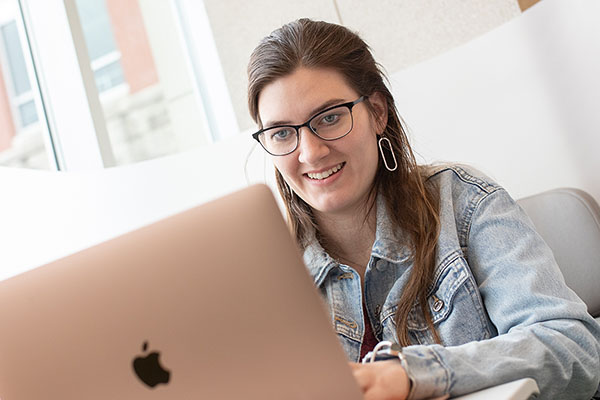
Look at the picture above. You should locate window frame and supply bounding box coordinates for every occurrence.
[19,0,115,170]
[17,0,238,171]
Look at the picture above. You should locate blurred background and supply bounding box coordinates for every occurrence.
[2,0,599,275]
[0,0,533,170]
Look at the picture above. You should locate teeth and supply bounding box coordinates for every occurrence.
[307,163,344,180]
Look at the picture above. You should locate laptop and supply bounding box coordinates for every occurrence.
[0,184,363,399]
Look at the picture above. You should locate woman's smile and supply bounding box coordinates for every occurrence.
[305,162,345,181]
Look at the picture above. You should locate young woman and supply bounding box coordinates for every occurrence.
[247,19,600,399]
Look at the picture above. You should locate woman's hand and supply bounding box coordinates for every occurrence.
[349,361,449,400]
[349,360,410,400]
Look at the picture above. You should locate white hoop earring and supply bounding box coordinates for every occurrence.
[378,136,398,172]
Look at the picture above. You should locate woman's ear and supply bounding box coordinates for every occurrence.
[368,91,388,133]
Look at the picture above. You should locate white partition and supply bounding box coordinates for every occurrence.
[391,0,600,202]
[0,133,272,280]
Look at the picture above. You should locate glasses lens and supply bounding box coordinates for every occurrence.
[310,105,352,140]
[258,126,297,155]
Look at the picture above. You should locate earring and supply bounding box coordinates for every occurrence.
[378,135,398,172]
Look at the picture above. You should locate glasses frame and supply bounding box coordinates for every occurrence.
[252,96,368,156]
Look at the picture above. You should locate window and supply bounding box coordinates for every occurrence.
[6,0,239,170]
[72,0,218,166]
[0,0,53,169]
[1,20,38,127]
[75,0,125,94]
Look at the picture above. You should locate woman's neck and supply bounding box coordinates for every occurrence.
[314,203,377,276]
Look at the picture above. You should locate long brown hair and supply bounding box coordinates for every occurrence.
[247,19,441,346]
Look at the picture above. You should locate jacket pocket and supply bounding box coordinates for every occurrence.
[382,254,492,345]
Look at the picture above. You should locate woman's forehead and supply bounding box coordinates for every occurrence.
[257,67,358,125]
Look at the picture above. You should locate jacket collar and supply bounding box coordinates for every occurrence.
[303,193,411,287]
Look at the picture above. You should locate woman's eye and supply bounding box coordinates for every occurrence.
[271,128,294,140]
[319,113,340,126]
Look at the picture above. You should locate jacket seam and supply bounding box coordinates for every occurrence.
[426,165,497,193]
[462,187,505,250]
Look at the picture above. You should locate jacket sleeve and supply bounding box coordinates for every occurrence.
[400,188,600,400]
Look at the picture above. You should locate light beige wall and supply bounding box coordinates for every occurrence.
[202,0,521,132]
[337,0,521,72]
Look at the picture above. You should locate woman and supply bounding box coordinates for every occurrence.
[247,19,600,399]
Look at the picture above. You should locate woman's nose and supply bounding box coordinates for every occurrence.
[297,127,330,164]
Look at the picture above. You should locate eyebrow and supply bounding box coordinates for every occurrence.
[263,98,347,128]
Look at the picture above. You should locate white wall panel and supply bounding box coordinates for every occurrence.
[389,0,600,202]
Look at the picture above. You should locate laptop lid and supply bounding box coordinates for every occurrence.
[0,184,363,399]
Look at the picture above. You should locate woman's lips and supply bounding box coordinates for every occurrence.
[305,162,345,180]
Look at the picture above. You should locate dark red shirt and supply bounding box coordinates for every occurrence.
[360,301,379,360]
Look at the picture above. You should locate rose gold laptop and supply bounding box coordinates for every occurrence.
[0,184,362,400]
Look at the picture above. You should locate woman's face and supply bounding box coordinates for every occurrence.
[257,67,387,218]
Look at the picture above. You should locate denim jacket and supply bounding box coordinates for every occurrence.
[303,165,600,399]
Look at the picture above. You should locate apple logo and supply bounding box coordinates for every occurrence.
[132,341,171,388]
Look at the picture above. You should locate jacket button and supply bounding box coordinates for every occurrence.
[432,298,444,312]
[338,272,354,280]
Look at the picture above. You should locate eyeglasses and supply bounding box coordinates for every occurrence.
[252,96,368,156]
